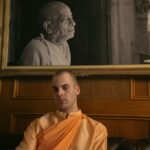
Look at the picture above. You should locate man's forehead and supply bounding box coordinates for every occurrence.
[49,8,72,22]
[52,73,73,86]
[60,7,71,13]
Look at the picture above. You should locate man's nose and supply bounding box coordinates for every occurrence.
[70,19,76,26]
[57,88,64,96]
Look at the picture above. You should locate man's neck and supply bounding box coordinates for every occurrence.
[59,107,79,115]
[44,34,66,45]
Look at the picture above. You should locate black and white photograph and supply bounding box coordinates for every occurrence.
[1,0,150,73]
[8,0,109,66]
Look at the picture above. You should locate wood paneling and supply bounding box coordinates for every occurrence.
[10,113,43,134]
[101,119,150,139]
[90,115,150,139]
[0,76,150,139]
[131,78,150,100]
[78,77,130,101]
[13,79,53,99]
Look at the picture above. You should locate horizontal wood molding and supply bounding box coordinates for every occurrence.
[88,114,150,120]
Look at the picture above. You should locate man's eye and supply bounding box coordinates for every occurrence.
[62,85,69,91]
[60,17,72,22]
[60,18,68,23]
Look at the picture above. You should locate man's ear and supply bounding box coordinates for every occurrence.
[43,21,52,34]
[76,85,80,96]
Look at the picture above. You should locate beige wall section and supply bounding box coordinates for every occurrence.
[0,76,150,139]
[111,0,136,64]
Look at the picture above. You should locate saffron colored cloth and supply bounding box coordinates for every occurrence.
[16,110,107,150]
[18,34,71,66]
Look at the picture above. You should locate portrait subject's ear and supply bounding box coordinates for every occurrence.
[43,21,52,34]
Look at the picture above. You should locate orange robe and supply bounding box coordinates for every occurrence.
[16,110,107,150]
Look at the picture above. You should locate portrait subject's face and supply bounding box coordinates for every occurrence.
[51,7,76,42]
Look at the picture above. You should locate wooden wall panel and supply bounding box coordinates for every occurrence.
[0,79,14,99]
[10,113,42,134]
[13,79,53,99]
[131,78,150,100]
[101,119,150,139]
[0,76,150,140]
[78,77,131,101]
[87,115,150,139]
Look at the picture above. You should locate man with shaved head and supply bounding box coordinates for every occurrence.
[16,70,107,150]
[18,1,75,66]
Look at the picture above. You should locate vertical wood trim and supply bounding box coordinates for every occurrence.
[148,80,150,96]
[0,80,1,96]
[10,113,16,134]
[0,0,4,57]
[13,79,19,98]
[1,0,10,67]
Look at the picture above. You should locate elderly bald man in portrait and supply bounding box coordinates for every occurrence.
[18,1,75,66]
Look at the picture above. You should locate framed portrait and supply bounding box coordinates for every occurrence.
[0,0,150,76]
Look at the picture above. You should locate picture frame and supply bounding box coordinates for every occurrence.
[0,0,150,77]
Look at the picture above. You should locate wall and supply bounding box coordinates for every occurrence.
[0,75,150,139]
[1,0,150,140]
[111,0,136,64]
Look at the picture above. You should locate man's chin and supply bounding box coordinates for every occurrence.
[58,104,69,111]
[65,33,75,40]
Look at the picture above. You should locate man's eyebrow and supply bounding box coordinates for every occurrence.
[62,84,69,86]
[59,15,73,19]
[52,84,69,88]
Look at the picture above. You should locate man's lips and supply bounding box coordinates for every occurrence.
[68,28,75,33]
[57,98,67,103]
